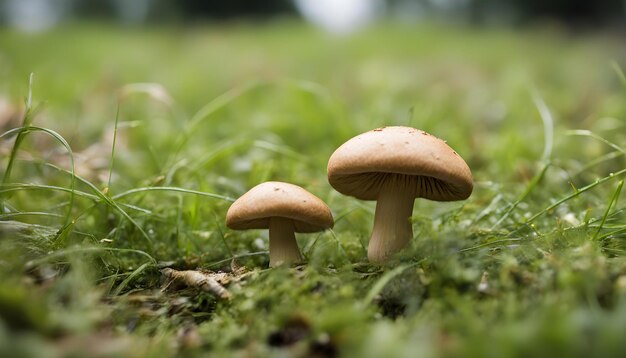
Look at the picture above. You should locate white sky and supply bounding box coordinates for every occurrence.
[294,0,381,34]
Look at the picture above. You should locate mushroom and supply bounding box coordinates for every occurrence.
[226,181,334,267]
[327,126,473,263]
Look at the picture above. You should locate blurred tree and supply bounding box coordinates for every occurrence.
[514,0,625,25]
[176,0,296,19]
[387,0,625,26]
[1,0,624,29]
[70,0,116,18]
[111,0,152,24]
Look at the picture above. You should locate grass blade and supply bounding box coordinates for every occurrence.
[525,168,626,225]
[362,262,420,307]
[593,180,624,241]
[531,89,554,162]
[0,183,97,201]
[566,129,626,154]
[1,125,76,228]
[611,61,626,88]
[25,246,157,268]
[106,104,121,193]
[2,74,35,186]
[492,162,550,229]
[112,186,235,202]
[172,80,264,159]
[112,262,154,296]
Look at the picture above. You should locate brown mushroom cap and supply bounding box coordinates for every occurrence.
[327,126,473,201]
[226,181,334,233]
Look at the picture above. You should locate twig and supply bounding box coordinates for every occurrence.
[161,268,238,300]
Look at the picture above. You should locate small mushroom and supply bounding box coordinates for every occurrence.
[226,182,334,267]
[327,126,473,263]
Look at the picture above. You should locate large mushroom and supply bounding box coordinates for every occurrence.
[226,181,334,267]
[327,126,473,263]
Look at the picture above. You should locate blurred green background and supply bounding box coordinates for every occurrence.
[1,1,626,357]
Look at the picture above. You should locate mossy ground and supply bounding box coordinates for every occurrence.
[1,21,625,357]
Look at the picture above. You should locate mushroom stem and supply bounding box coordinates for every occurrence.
[268,217,303,267]
[368,175,416,263]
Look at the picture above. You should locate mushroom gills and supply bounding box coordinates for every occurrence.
[331,171,464,201]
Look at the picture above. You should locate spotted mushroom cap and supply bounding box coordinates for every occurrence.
[327,126,473,201]
[226,181,334,233]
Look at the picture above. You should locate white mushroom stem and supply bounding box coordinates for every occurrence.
[368,176,416,263]
[268,217,303,267]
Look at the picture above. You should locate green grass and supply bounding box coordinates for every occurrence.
[1,21,626,357]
